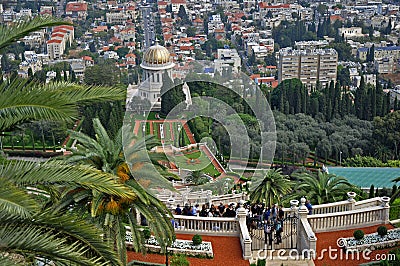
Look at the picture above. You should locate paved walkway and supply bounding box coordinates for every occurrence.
[200,145,225,174]
[182,122,196,144]
[128,234,250,266]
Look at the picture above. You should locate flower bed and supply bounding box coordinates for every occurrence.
[340,228,400,251]
[126,234,213,258]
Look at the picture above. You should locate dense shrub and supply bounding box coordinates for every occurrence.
[192,235,202,246]
[377,226,388,237]
[353,229,365,240]
[4,150,62,158]
[143,229,151,240]
[343,155,385,167]
[170,254,189,266]
[256,259,266,266]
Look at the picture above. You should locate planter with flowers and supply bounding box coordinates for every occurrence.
[341,227,400,252]
[126,232,213,258]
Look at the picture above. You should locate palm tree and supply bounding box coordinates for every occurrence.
[58,118,174,264]
[0,160,135,265]
[185,170,209,185]
[0,17,127,264]
[249,169,294,207]
[296,171,354,204]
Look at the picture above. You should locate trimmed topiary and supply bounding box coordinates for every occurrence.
[353,229,365,240]
[143,228,151,240]
[192,234,202,245]
[377,226,388,237]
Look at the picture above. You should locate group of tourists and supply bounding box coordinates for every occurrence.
[247,203,285,245]
[174,202,238,218]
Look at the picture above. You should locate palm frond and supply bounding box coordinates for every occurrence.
[0,211,123,266]
[0,17,68,51]
[0,180,39,219]
[0,160,135,200]
[0,80,125,131]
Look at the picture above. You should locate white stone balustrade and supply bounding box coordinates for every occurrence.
[157,188,247,208]
[355,197,386,209]
[307,205,387,233]
[173,215,238,236]
[237,200,252,260]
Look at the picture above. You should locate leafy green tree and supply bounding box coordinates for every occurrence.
[249,169,294,206]
[177,5,190,25]
[296,171,354,204]
[1,53,11,73]
[186,26,197,37]
[84,61,120,86]
[160,71,184,116]
[373,111,400,159]
[369,184,375,198]
[328,43,354,61]
[367,45,374,62]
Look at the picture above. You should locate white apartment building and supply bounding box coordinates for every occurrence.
[214,49,241,74]
[278,48,338,88]
[106,12,130,24]
[338,27,365,39]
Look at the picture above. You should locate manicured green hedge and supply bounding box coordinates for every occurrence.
[4,150,63,158]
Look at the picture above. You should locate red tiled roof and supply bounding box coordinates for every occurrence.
[52,33,65,38]
[47,39,62,44]
[179,46,194,51]
[250,74,261,80]
[93,26,108,32]
[258,3,290,9]
[109,37,122,44]
[164,34,173,40]
[53,29,67,34]
[82,56,93,61]
[54,25,74,31]
[126,53,136,58]
[171,0,186,4]
[161,18,173,23]
[330,15,344,22]
[66,2,88,12]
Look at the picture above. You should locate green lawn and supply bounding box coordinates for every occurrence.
[173,150,220,176]
[132,120,193,147]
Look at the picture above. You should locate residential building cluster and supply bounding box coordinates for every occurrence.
[0,0,399,93]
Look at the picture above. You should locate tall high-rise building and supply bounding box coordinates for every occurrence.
[278,48,338,88]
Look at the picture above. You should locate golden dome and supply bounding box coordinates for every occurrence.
[142,43,170,65]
